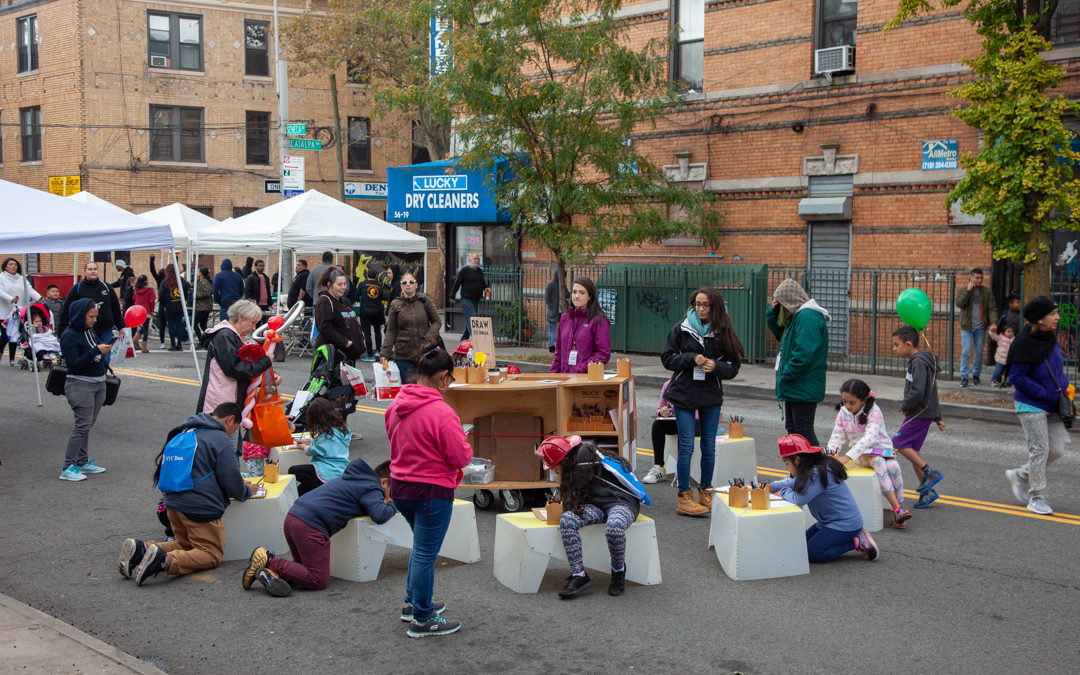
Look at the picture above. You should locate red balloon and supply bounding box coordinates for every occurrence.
[237,343,265,362]
[124,305,147,328]
[265,329,278,342]
[267,315,284,331]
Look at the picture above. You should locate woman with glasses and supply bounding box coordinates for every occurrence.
[381,272,441,384]
[660,286,744,517]
[550,277,610,374]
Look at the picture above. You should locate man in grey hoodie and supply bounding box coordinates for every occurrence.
[117,402,252,586]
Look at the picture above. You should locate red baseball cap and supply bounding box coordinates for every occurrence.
[535,435,582,470]
[454,339,474,355]
[777,434,823,459]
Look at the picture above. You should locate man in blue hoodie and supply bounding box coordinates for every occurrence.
[58,298,113,481]
[212,259,245,321]
[117,402,253,586]
[242,458,396,597]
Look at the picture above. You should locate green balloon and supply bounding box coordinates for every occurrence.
[896,288,932,330]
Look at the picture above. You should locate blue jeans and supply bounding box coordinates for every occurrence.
[395,359,416,385]
[960,328,985,380]
[393,497,453,622]
[165,311,186,348]
[547,319,558,349]
[674,405,722,492]
[805,522,860,563]
[460,297,478,339]
[992,362,1007,383]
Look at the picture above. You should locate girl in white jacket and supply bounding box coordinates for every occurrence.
[0,257,41,365]
[827,378,912,529]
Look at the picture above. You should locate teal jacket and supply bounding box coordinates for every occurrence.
[766,301,830,403]
[308,428,352,482]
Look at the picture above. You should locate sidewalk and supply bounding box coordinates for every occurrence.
[483,339,1020,425]
[0,593,162,674]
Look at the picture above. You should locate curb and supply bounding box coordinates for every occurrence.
[501,360,1021,426]
[0,593,164,674]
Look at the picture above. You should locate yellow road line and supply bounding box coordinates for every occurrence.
[117,366,1080,526]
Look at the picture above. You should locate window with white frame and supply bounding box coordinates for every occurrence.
[672,0,703,90]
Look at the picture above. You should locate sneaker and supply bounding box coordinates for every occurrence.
[134,544,167,586]
[991,380,1001,388]
[59,465,86,482]
[558,573,593,599]
[854,529,879,561]
[917,467,943,493]
[642,464,665,484]
[893,507,912,527]
[118,538,146,579]
[255,567,291,597]
[243,547,272,590]
[608,569,626,597]
[972,376,981,386]
[361,355,376,362]
[1005,469,1029,504]
[913,490,939,509]
[1027,495,1053,515]
[406,615,461,638]
[960,378,968,388]
[400,601,446,622]
[79,459,106,474]
[158,343,167,350]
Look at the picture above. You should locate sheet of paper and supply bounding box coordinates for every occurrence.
[534,379,563,384]
[448,382,469,388]
[603,373,617,380]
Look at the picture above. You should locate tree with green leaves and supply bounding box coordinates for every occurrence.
[889,1,1080,298]
[281,0,452,163]
[440,0,722,307]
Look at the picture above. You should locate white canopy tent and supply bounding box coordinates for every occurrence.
[0,179,199,403]
[140,203,220,252]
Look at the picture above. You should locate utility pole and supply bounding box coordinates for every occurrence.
[329,72,345,202]
[273,0,288,204]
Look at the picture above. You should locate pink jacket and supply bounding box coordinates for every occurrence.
[827,403,894,460]
[994,333,1013,366]
[385,383,473,489]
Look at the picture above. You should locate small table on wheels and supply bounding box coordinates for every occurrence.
[221,475,298,561]
[709,490,809,581]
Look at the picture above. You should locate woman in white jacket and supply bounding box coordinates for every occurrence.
[0,257,41,366]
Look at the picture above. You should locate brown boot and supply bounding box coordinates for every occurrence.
[140,340,149,354]
[677,490,709,517]
[697,487,713,510]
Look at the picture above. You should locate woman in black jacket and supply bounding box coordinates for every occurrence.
[58,298,113,481]
[660,286,743,517]
[314,267,365,362]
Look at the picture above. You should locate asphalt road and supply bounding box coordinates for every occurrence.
[1,351,1078,674]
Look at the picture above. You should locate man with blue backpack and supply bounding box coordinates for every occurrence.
[117,402,253,586]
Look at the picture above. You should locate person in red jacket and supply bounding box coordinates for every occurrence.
[132,275,157,353]
[385,345,472,638]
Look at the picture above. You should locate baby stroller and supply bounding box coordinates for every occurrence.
[290,343,358,432]
[17,302,61,370]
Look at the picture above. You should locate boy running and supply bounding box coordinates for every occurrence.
[891,326,946,508]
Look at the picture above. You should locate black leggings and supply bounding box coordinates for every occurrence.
[0,333,16,363]
[650,418,700,468]
[784,401,820,447]
[289,464,324,496]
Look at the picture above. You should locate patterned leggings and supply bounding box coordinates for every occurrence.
[859,455,904,506]
[559,504,635,575]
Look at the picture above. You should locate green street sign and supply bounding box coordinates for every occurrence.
[290,138,322,151]
[285,123,306,136]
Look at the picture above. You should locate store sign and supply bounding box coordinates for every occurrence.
[429,11,452,78]
[922,139,958,170]
[49,175,81,196]
[344,181,388,200]
[387,158,512,223]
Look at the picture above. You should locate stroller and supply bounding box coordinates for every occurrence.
[290,343,358,432]
[17,302,61,370]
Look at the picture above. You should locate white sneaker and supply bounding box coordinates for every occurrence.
[642,464,665,484]
[59,465,86,482]
[1005,469,1029,505]
[1027,496,1053,515]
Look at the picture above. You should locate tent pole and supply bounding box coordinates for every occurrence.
[72,252,78,284]
[23,255,43,406]
[171,247,201,381]
[276,244,284,310]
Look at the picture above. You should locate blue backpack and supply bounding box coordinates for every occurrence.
[157,429,214,493]
[597,451,651,507]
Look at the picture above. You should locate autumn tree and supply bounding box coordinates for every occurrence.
[281,0,451,163]
[440,0,722,305]
[889,1,1080,298]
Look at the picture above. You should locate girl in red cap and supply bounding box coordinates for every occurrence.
[536,436,645,598]
[767,434,879,563]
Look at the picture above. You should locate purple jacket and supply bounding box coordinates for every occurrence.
[550,307,611,373]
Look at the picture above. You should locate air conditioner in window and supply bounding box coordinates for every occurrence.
[150,55,169,68]
[814,46,855,75]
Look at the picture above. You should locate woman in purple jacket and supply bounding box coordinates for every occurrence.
[550,277,610,373]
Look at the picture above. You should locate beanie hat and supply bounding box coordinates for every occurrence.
[115,259,127,268]
[772,278,810,314]
[1023,296,1057,324]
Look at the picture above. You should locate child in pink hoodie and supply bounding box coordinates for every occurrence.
[385,346,472,638]
[989,323,1015,387]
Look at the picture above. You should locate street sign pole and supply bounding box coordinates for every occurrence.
[273,0,289,205]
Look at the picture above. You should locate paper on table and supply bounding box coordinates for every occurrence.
[712,485,731,493]
[535,379,563,384]
[448,382,469,388]
[603,373,617,380]
[769,496,798,508]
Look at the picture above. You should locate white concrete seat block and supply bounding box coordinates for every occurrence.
[665,435,757,486]
[710,498,809,581]
[222,476,298,561]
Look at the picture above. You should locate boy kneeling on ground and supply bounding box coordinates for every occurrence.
[118,402,252,585]
[243,458,395,597]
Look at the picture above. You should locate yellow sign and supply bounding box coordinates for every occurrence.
[469,317,495,365]
[48,176,81,196]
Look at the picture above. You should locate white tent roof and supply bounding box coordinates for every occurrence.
[66,190,131,213]
[139,203,220,250]
[0,179,175,253]
[196,190,425,254]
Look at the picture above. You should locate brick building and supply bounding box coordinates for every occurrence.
[0,0,432,288]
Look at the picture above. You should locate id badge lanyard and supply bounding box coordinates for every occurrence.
[568,315,581,367]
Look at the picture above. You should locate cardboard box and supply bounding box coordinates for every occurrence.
[490,412,544,482]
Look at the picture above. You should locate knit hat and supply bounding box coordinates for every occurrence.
[1023,296,1057,323]
[772,278,810,314]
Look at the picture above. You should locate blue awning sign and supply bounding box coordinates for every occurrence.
[387,157,511,223]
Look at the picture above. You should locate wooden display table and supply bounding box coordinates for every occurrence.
[222,475,298,561]
[708,489,809,581]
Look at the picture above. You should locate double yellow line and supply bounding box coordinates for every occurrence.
[114,366,1080,526]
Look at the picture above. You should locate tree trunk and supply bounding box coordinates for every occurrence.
[556,256,568,314]
[1024,226,1052,299]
